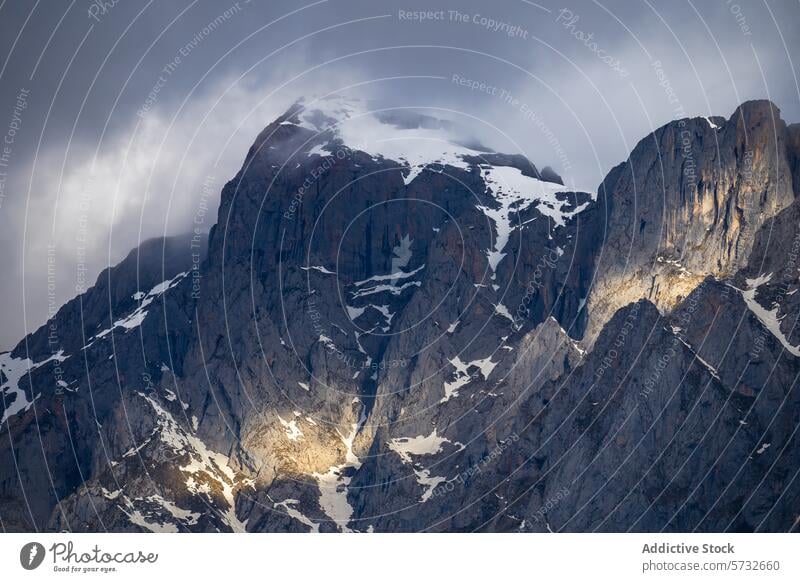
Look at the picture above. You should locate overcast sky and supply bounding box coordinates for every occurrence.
[0,0,799,349]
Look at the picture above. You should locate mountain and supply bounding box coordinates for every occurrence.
[2,96,798,533]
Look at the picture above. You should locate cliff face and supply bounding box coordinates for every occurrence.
[584,100,798,345]
[2,97,798,533]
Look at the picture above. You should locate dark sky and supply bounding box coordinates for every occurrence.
[1,0,799,349]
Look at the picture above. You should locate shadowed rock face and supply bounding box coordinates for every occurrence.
[2,97,798,533]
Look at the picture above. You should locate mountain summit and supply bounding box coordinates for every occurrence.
[2,98,799,532]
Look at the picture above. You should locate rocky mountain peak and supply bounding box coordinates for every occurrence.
[582,99,797,344]
[732,98,783,128]
[2,98,798,534]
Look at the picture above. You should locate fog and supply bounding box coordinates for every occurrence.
[1,0,798,348]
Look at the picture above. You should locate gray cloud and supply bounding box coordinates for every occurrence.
[1,0,798,349]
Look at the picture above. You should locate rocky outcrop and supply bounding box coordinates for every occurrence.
[583,100,798,345]
[0,234,203,531]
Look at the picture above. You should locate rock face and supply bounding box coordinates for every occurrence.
[584,101,797,344]
[2,97,798,533]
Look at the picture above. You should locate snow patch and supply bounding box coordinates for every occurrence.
[292,96,478,184]
[477,165,589,273]
[350,279,421,299]
[346,305,366,320]
[676,337,721,380]
[1,350,69,424]
[311,408,365,532]
[388,429,459,464]
[388,429,463,503]
[737,274,800,357]
[301,265,336,275]
[307,143,328,157]
[275,498,319,532]
[440,355,498,403]
[494,303,514,322]
[278,414,304,441]
[87,272,188,347]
